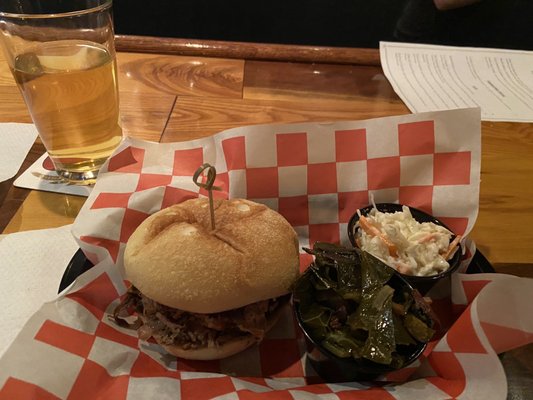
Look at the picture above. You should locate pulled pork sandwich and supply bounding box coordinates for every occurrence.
[114,198,300,360]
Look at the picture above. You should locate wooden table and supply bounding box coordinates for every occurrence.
[0,35,532,396]
[1,35,532,276]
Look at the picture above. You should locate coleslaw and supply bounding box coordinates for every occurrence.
[355,206,461,277]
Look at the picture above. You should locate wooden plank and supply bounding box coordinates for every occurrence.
[117,52,244,98]
[162,96,410,142]
[119,90,176,142]
[0,86,31,123]
[243,61,398,101]
[0,80,38,232]
[470,121,533,265]
[0,57,16,86]
[0,141,47,233]
[2,190,84,234]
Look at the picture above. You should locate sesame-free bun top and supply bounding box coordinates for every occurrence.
[124,198,300,313]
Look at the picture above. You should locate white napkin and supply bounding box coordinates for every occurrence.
[0,225,79,358]
[0,123,38,183]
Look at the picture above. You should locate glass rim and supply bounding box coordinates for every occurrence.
[0,0,112,19]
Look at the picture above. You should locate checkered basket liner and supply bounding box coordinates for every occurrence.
[4,109,531,399]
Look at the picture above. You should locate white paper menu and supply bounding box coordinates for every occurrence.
[380,41,533,122]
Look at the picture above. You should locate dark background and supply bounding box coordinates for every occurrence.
[112,0,533,50]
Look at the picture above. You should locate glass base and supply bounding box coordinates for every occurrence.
[56,169,99,185]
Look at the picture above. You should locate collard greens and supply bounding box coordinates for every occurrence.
[293,243,435,368]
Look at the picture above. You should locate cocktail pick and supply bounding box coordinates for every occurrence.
[193,163,221,230]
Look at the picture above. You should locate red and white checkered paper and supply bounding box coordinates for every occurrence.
[4,108,532,399]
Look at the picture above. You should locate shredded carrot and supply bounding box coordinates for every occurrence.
[359,215,398,257]
[396,263,411,275]
[443,235,462,260]
[358,215,382,236]
[418,233,438,244]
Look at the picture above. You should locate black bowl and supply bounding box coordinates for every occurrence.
[293,272,427,382]
[347,203,462,294]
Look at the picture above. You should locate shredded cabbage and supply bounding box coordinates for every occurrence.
[357,206,453,277]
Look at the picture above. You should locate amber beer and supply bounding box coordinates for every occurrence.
[11,40,122,177]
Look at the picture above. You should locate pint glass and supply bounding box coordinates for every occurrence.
[0,0,122,184]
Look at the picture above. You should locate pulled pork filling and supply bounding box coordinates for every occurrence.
[113,286,284,350]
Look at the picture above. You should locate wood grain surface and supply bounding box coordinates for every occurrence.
[118,52,244,98]
[472,121,533,267]
[163,61,410,141]
[1,38,532,277]
[243,61,400,101]
[115,35,382,66]
[0,36,532,399]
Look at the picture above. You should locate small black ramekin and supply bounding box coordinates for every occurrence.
[293,272,427,382]
[347,203,462,294]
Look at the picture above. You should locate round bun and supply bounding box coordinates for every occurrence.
[124,198,300,313]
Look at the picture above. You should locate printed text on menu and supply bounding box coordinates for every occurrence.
[380,41,533,122]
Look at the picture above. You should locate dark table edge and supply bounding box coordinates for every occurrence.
[114,34,382,66]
